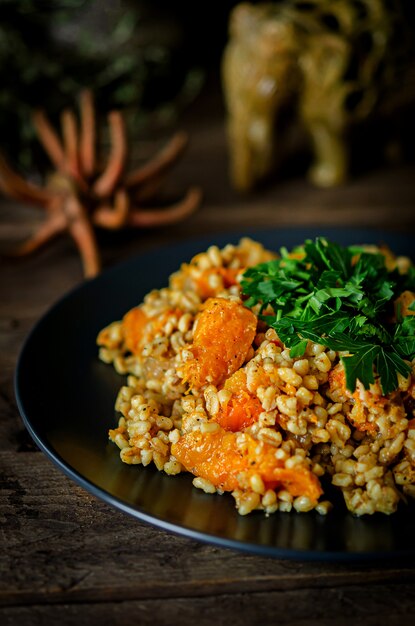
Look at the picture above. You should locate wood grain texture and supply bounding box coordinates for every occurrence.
[1,84,415,625]
[2,585,415,626]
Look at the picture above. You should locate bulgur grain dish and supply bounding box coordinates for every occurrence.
[97,237,415,516]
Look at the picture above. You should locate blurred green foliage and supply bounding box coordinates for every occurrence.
[0,0,207,172]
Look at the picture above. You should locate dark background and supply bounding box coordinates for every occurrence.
[1,0,415,180]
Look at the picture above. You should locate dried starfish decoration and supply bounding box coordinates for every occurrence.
[0,90,201,277]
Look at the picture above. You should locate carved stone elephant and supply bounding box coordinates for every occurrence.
[222,0,415,190]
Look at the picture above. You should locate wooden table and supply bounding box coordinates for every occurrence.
[1,89,415,625]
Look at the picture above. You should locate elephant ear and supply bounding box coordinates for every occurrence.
[230,4,299,57]
[229,3,261,38]
[258,19,299,57]
[300,33,350,88]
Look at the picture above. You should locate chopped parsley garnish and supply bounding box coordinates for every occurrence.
[241,237,415,395]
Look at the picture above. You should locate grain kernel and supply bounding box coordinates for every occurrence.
[303,375,319,390]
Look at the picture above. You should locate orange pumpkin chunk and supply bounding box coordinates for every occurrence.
[122,307,183,355]
[181,297,257,388]
[215,370,263,431]
[196,267,241,298]
[172,430,322,502]
[122,307,149,354]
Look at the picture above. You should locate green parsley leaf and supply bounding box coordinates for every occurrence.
[341,345,379,391]
[289,339,309,358]
[375,348,411,395]
[241,237,415,394]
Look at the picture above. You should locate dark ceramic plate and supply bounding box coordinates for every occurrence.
[15,227,415,561]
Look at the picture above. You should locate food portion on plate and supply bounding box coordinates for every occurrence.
[97,237,415,516]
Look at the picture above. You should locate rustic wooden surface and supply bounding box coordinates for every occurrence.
[1,86,415,626]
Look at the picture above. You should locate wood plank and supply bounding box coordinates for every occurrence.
[1,584,415,626]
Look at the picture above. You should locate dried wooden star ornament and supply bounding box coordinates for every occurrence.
[0,90,201,277]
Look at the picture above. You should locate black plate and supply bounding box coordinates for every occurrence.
[15,227,415,561]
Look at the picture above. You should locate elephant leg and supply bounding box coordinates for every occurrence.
[227,113,275,192]
[304,120,348,188]
[227,116,255,192]
[247,114,275,182]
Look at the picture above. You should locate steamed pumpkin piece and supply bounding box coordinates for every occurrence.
[172,430,322,502]
[122,307,149,354]
[195,267,242,299]
[215,369,263,431]
[180,297,257,388]
[97,306,149,355]
[118,306,184,355]
[395,290,415,319]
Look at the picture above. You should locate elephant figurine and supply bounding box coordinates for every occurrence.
[222,0,415,190]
